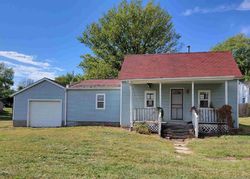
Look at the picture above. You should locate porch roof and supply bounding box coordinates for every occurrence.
[119,51,243,80]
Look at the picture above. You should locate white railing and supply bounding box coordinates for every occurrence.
[133,108,162,135]
[192,109,199,138]
[158,110,162,136]
[133,108,159,122]
[198,108,219,123]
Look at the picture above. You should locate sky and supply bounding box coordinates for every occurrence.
[0,0,250,88]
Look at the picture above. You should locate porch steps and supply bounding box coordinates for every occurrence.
[161,121,194,139]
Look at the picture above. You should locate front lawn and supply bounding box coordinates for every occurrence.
[188,118,250,159]
[0,119,250,178]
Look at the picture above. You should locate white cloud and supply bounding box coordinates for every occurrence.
[0,51,64,88]
[0,51,50,68]
[0,60,57,81]
[241,25,250,35]
[238,0,250,10]
[182,0,250,16]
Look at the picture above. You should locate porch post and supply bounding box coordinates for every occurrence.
[158,83,162,136]
[159,83,162,107]
[129,82,133,130]
[225,80,228,105]
[192,81,194,107]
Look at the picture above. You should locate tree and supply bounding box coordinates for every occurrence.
[233,48,250,81]
[55,72,82,86]
[17,78,34,91]
[0,63,14,98]
[79,0,181,79]
[211,34,250,80]
[211,34,250,51]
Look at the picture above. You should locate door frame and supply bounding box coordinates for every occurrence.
[170,88,184,120]
[27,99,63,127]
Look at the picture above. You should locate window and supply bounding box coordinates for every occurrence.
[145,91,156,108]
[198,90,210,108]
[96,94,105,109]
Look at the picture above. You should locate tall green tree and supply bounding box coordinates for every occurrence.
[0,63,14,98]
[79,0,181,79]
[55,72,82,86]
[211,34,250,81]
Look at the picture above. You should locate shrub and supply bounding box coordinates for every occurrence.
[217,105,233,128]
[134,122,151,135]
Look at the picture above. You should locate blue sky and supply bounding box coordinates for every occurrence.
[0,0,249,87]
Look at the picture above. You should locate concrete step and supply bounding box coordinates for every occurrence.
[161,121,194,139]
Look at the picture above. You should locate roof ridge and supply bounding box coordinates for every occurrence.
[78,79,119,81]
[124,51,231,57]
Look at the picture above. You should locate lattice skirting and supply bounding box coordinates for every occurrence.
[147,122,159,133]
[199,123,229,134]
[134,121,159,133]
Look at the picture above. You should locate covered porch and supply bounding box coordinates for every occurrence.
[127,78,238,138]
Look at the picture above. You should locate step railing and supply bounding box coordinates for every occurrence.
[191,107,199,138]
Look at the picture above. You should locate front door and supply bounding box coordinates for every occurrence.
[171,89,183,120]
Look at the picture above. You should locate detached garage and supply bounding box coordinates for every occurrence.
[12,78,65,127]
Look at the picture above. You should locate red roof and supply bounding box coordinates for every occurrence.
[119,51,243,80]
[69,79,120,89]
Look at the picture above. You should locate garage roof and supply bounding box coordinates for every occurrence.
[69,79,120,89]
[11,78,65,97]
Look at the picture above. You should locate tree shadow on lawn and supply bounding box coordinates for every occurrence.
[0,108,12,121]
[238,124,250,135]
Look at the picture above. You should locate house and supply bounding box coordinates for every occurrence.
[238,81,250,104]
[11,51,242,137]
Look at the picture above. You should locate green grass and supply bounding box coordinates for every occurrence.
[0,107,12,120]
[0,119,250,178]
[238,117,250,135]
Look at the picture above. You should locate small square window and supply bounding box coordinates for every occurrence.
[145,91,156,108]
[198,91,210,108]
[243,97,246,104]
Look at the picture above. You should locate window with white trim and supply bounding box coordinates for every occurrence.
[198,90,211,108]
[96,94,105,109]
[145,91,156,108]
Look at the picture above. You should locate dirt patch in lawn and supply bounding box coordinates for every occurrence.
[207,157,250,161]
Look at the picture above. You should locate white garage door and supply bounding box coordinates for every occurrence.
[29,100,62,127]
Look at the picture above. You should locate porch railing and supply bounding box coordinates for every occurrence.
[133,108,162,135]
[198,108,225,123]
[133,108,159,122]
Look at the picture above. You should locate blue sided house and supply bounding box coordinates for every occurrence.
[12,51,243,138]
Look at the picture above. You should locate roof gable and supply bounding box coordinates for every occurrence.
[11,78,65,97]
[119,51,243,80]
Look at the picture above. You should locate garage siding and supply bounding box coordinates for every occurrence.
[13,81,65,127]
[66,89,120,126]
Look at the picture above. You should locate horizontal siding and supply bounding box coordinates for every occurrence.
[121,82,130,127]
[13,80,65,124]
[67,89,120,123]
[194,83,224,108]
